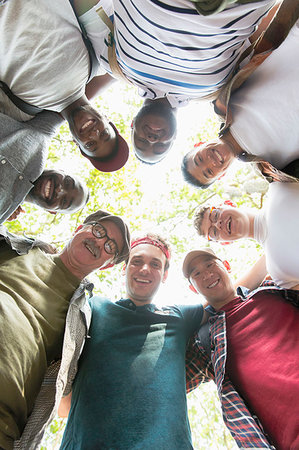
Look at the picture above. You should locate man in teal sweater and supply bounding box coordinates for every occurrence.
[60,234,207,449]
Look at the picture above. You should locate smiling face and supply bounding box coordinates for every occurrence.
[27,169,88,213]
[185,139,235,186]
[188,255,235,309]
[125,244,168,305]
[69,105,116,159]
[132,101,177,163]
[200,207,252,242]
[60,219,125,280]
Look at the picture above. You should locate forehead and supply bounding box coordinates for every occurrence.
[100,219,124,244]
[129,243,166,264]
[188,255,216,275]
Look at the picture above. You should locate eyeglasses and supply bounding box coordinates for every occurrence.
[89,222,119,258]
[207,207,221,241]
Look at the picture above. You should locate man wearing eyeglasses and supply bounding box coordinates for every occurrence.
[0,210,130,450]
[193,180,299,291]
[59,234,207,450]
[182,247,299,449]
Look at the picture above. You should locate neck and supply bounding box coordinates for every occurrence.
[61,95,89,121]
[128,296,153,307]
[222,129,244,157]
[210,290,237,311]
[247,212,256,239]
[144,97,176,112]
[59,249,87,281]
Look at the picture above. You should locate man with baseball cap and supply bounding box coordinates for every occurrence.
[1,209,130,449]
[59,234,207,449]
[0,0,129,173]
[182,247,299,449]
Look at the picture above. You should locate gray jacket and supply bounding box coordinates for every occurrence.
[0,227,92,449]
[0,111,62,224]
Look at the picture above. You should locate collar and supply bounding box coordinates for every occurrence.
[116,298,157,313]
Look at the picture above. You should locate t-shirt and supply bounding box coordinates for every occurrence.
[80,0,274,107]
[0,0,90,120]
[61,297,204,449]
[0,244,80,450]
[223,292,299,450]
[230,20,299,168]
[254,182,299,289]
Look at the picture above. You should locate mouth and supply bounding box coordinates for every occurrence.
[41,177,56,204]
[84,239,99,258]
[80,119,95,134]
[226,217,232,235]
[212,149,224,166]
[207,279,220,289]
[134,277,151,284]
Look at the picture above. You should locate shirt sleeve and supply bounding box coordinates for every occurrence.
[79,0,113,69]
[26,111,63,137]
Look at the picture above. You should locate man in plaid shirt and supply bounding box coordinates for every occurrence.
[183,248,299,449]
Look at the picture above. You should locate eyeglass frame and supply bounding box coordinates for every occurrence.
[86,222,120,259]
[207,207,221,242]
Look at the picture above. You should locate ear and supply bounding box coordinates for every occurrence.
[48,211,57,215]
[162,269,168,283]
[189,284,198,294]
[222,260,231,273]
[74,224,83,234]
[99,262,115,271]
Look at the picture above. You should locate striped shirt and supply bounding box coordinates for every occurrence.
[186,282,299,449]
[81,0,275,107]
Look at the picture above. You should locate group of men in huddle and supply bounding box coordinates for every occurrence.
[1,0,299,449]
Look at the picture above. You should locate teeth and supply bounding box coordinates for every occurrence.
[208,280,219,289]
[214,150,224,164]
[44,180,51,199]
[136,278,150,284]
[81,120,93,131]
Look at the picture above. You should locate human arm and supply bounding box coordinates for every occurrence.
[85,73,116,100]
[58,392,72,418]
[234,254,267,292]
[72,0,99,16]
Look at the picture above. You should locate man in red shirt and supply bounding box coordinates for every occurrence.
[183,248,299,450]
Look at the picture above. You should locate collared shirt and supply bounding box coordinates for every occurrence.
[185,283,299,449]
[0,228,92,450]
[81,0,274,107]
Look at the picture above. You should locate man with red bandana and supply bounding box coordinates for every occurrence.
[59,234,207,450]
[183,247,299,449]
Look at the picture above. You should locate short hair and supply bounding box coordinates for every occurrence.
[127,233,171,272]
[181,152,212,189]
[193,205,211,236]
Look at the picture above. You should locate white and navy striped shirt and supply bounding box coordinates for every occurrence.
[81,0,275,107]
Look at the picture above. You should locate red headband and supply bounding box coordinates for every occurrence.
[131,237,171,260]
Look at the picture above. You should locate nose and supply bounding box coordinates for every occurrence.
[139,263,150,274]
[202,269,213,281]
[145,130,159,143]
[215,217,222,230]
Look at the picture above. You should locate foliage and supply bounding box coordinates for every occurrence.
[5,82,269,449]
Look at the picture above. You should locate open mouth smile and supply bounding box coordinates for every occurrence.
[134,278,151,284]
[80,119,95,134]
[207,279,220,289]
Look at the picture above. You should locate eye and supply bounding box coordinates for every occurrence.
[85,141,96,150]
[100,129,109,138]
[151,262,161,269]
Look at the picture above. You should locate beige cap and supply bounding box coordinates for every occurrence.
[182,248,219,278]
